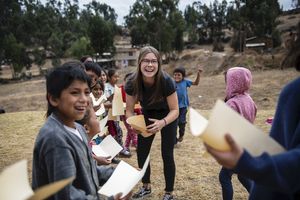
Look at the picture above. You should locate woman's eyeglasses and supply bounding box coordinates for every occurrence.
[141,59,158,65]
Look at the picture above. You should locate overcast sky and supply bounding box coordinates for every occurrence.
[41,0,294,25]
[79,0,293,25]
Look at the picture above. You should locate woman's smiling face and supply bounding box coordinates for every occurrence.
[140,52,158,79]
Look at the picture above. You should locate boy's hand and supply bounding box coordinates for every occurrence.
[92,154,112,165]
[114,191,132,200]
[197,64,204,73]
[205,134,243,169]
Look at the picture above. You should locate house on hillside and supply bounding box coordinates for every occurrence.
[114,36,138,68]
[0,64,13,79]
[245,35,273,53]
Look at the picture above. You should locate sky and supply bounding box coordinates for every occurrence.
[78,0,293,25]
[42,0,294,25]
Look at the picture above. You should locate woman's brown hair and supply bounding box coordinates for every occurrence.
[132,46,164,105]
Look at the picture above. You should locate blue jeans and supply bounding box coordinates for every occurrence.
[219,167,252,200]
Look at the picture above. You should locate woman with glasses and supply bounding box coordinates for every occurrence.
[125,46,179,200]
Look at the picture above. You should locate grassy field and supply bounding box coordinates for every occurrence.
[0,109,274,199]
[1,66,298,199]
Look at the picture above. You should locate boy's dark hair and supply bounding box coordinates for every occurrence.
[84,61,102,77]
[107,69,117,78]
[80,55,92,63]
[46,61,91,117]
[92,80,105,91]
[174,66,186,77]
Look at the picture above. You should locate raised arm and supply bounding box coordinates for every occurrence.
[192,64,203,85]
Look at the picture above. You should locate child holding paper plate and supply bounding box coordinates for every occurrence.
[105,69,131,157]
[32,61,131,200]
[120,72,141,152]
[91,80,107,119]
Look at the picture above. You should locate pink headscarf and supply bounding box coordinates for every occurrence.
[225,67,257,123]
[226,67,252,99]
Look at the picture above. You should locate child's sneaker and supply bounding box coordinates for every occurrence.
[162,193,174,200]
[111,157,120,164]
[119,149,131,157]
[132,186,151,199]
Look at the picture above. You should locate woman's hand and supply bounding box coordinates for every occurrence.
[205,134,244,169]
[92,154,112,165]
[147,118,166,133]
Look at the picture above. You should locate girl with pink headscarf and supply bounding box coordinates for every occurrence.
[220,67,257,200]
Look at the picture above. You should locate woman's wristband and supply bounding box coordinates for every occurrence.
[163,118,167,126]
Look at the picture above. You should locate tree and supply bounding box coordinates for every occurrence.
[125,0,184,55]
[66,36,93,59]
[88,15,115,55]
[170,10,185,52]
[292,0,300,8]
[2,34,30,76]
[227,0,246,52]
[184,2,201,43]
[243,0,280,36]
[0,0,23,62]
[84,0,118,22]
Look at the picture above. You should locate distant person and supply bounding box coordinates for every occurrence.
[0,107,5,114]
[206,54,300,200]
[219,67,256,200]
[105,69,131,157]
[125,46,179,200]
[84,61,102,88]
[82,61,103,141]
[120,73,141,152]
[101,69,108,84]
[90,80,106,118]
[173,65,203,143]
[32,62,131,200]
[88,78,121,164]
[80,55,93,63]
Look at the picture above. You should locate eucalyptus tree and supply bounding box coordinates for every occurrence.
[83,1,118,55]
[125,0,185,55]
[292,0,300,8]
[184,2,200,43]
[242,0,280,37]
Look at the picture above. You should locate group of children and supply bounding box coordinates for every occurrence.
[32,61,131,199]
[31,43,300,200]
